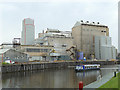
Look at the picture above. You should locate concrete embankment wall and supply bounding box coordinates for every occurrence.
[1,61,119,73]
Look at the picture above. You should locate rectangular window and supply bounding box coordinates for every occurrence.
[26,48,49,52]
[62,44,67,47]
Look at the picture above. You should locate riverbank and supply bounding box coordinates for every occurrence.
[99,72,120,88]
[83,72,114,88]
[1,61,119,73]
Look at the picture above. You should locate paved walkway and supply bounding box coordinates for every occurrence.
[83,72,114,89]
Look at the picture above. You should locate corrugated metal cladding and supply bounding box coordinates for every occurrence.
[95,36,116,60]
[101,46,112,60]
[0,49,28,62]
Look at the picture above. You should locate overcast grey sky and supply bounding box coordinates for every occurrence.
[0,0,118,48]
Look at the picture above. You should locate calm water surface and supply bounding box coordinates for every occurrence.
[2,65,119,88]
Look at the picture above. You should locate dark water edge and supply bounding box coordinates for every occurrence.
[2,65,119,88]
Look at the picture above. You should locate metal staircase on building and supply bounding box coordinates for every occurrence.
[66,46,77,60]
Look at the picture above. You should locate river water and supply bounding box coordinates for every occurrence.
[2,65,119,88]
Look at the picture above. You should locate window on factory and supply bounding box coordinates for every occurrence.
[26,48,49,52]
[34,49,40,52]
[44,49,48,52]
[41,49,43,52]
[62,44,67,47]
[39,49,41,52]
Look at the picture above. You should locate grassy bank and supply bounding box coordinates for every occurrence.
[2,62,10,65]
[99,72,120,89]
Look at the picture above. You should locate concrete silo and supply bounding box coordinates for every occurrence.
[21,18,35,45]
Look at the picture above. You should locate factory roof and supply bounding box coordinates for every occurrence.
[20,45,54,47]
[45,35,73,38]
[0,49,10,54]
[0,49,27,55]
[47,28,59,31]
[73,21,108,28]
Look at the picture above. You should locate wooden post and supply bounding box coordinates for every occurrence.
[2,54,3,63]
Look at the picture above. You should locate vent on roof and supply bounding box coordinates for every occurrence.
[97,22,100,24]
[81,20,83,23]
[92,22,95,24]
[86,21,89,23]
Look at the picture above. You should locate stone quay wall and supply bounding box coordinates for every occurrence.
[1,61,119,73]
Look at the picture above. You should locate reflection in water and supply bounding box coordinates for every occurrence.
[2,65,118,88]
[75,70,100,86]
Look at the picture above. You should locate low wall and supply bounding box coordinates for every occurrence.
[1,61,119,73]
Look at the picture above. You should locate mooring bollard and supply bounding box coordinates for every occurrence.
[119,66,120,72]
[79,81,83,90]
[114,71,116,77]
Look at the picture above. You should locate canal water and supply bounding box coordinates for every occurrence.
[2,65,119,88]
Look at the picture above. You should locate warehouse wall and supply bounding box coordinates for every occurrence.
[72,22,109,59]
[1,49,28,62]
[44,36,73,56]
[95,36,116,60]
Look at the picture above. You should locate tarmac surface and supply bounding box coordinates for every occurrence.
[83,72,115,89]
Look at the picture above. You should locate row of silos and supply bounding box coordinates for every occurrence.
[95,36,116,60]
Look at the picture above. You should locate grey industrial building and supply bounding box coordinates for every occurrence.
[16,45,53,61]
[72,20,109,59]
[0,49,28,63]
[35,28,73,60]
[1,19,117,62]
[95,36,116,60]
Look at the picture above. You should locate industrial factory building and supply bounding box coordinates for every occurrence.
[20,19,73,61]
[72,20,109,59]
[21,18,35,45]
[16,45,53,61]
[35,28,73,60]
[19,19,117,61]
[1,18,117,62]
[0,49,28,63]
[95,36,116,60]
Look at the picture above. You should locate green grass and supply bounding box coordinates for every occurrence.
[98,72,120,90]
[2,62,10,65]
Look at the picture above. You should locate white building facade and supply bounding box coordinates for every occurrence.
[35,28,73,60]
